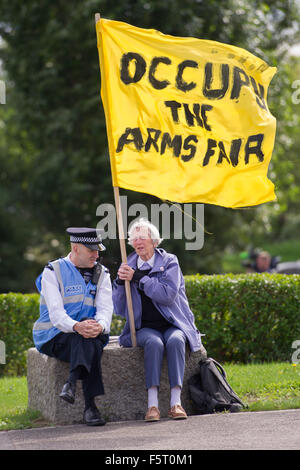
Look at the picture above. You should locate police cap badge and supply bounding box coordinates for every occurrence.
[66,227,106,251]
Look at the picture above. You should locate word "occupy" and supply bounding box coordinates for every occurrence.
[120,53,267,109]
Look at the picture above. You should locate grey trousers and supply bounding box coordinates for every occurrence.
[136,326,186,389]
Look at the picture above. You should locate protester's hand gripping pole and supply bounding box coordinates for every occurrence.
[95,13,137,347]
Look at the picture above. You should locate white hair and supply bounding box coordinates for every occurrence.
[128,218,163,247]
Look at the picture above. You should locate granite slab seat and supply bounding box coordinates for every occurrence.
[27,337,207,424]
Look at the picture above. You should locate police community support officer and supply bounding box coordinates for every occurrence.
[33,227,113,426]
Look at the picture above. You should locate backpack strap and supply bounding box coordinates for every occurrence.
[209,358,227,380]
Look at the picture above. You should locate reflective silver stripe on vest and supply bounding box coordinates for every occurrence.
[40,296,47,306]
[64,294,85,304]
[84,297,95,307]
[96,268,106,291]
[39,293,85,306]
[46,259,107,310]
[33,321,53,331]
[51,259,101,306]
[52,260,64,294]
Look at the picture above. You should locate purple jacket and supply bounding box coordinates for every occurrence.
[112,248,203,352]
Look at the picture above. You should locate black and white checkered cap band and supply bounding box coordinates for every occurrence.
[70,236,101,244]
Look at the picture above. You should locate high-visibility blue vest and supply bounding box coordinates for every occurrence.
[33,257,101,352]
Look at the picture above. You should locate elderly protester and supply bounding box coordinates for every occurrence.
[112,218,202,422]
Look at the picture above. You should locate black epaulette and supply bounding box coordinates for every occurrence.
[91,262,110,284]
[45,257,63,271]
[92,262,103,285]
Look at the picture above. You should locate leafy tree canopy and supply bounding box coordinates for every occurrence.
[0,0,299,291]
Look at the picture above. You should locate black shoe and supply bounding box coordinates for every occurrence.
[83,406,106,426]
[59,382,76,404]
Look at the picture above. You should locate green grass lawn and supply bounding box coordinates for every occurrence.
[226,362,300,411]
[0,376,42,430]
[0,362,299,431]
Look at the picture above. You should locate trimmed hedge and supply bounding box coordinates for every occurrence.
[185,273,300,363]
[0,273,300,375]
[0,293,38,376]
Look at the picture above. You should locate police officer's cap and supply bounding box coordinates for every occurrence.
[66,227,106,251]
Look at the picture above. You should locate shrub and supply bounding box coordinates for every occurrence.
[0,293,39,376]
[185,273,300,363]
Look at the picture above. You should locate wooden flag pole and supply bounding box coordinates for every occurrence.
[113,186,137,347]
[95,13,137,347]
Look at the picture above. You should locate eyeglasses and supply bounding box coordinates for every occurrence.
[130,236,150,242]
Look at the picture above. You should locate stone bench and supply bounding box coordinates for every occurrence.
[27,337,207,424]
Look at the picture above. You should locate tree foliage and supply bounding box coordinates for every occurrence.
[0,0,299,291]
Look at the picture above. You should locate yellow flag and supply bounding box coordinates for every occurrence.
[96,18,277,208]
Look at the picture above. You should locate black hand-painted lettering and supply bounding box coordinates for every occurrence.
[181,135,198,162]
[217,139,243,166]
[201,104,213,131]
[183,103,203,127]
[229,139,242,167]
[149,57,171,90]
[244,134,264,163]
[116,127,144,152]
[120,53,146,85]
[230,66,250,100]
[203,139,217,166]
[160,133,182,157]
[164,101,182,123]
[145,128,161,152]
[203,63,229,100]
[217,141,231,164]
[176,60,198,92]
[250,77,267,110]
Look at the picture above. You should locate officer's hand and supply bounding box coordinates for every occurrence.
[118,263,135,281]
[73,319,103,338]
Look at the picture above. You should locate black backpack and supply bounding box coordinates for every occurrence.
[188,357,246,414]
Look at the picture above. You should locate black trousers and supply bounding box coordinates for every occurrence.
[41,331,109,400]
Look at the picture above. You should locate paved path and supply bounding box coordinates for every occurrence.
[0,409,299,451]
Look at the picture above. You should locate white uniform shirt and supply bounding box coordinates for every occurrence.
[40,254,113,334]
[137,253,155,269]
